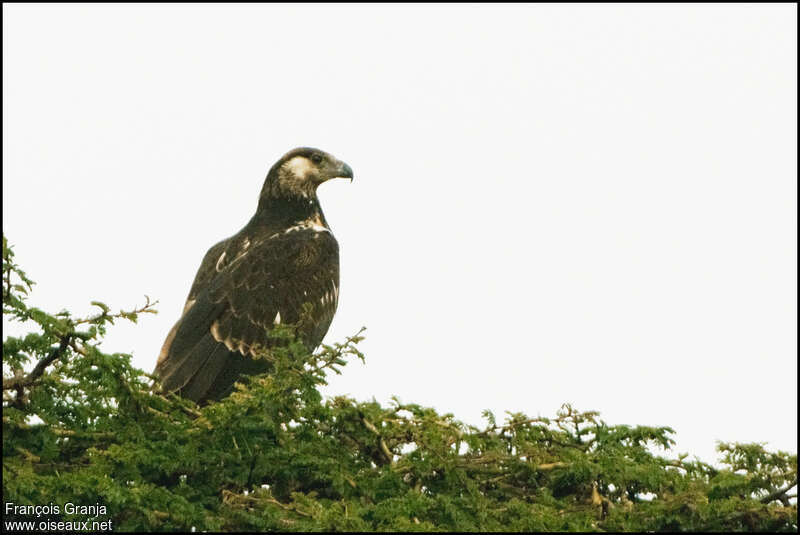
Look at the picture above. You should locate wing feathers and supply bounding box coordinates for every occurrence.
[155,227,339,404]
[179,335,231,402]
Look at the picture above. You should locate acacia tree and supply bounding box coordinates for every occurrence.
[3,236,797,532]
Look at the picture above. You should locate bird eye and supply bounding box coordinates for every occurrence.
[310,153,323,164]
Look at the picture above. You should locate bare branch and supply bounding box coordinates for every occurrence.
[761,477,798,504]
[362,416,394,464]
[3,335,70,391]
[537,462,568,471]
[222,490,312,518]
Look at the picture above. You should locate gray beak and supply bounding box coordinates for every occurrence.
[337,161,354,182]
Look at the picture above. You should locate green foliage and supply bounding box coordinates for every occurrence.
[3,235,797,532]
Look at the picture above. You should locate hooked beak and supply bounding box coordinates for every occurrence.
[336,161,354,182]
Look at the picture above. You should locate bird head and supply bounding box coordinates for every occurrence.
[261,147,353,200]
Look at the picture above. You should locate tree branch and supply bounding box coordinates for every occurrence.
[760,477,798,504]
[362,416,394,464]
[73,295,158,325]
[3,335,70,391]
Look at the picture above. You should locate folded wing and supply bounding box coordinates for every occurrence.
[155,228,339,403]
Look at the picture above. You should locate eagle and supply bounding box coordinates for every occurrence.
[154,147,353,404]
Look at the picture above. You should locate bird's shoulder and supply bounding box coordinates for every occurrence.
[186,236,235,303]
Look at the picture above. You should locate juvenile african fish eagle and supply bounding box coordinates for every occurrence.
[154,147,353,404]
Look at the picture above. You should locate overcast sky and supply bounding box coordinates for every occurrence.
[3,3,797,467]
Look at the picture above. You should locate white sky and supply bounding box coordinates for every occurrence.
[3,4,797,467]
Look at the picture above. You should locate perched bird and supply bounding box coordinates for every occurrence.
[154,147,353,404]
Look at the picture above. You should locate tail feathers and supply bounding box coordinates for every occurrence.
[155,329,273,404]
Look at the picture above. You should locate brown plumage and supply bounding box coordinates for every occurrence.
[154,147,353,404]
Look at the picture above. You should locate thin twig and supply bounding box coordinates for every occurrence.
[72,296,158,326]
